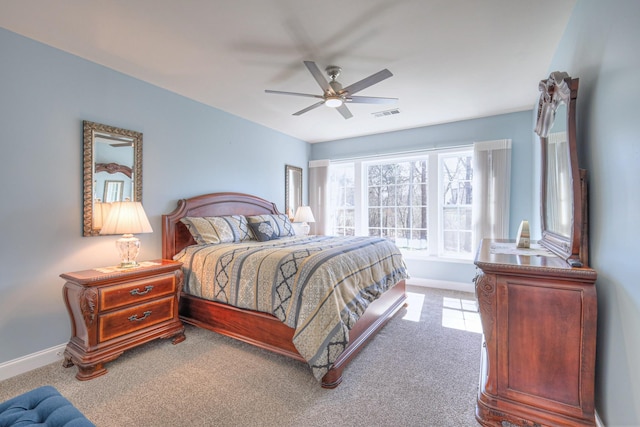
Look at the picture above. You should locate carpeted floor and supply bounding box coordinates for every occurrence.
[0,285,482,426]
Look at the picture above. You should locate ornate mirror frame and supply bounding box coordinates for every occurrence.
[535,71,586,265]
[284,164,302,221]
[83,121,143,236]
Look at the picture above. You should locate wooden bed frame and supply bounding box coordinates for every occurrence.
[162,192,407,388]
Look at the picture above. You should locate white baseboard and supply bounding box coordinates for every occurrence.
[596,410,605,427]
[0,343,66,382]
[406,277,474,293]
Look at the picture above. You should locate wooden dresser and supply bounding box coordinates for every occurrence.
[474,239,597,426]
[61,259,185,380]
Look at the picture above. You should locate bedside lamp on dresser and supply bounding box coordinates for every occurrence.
[100,201,153,268]
[294,205,315,235]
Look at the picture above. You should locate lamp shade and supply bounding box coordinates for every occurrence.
[100,201,152,235]
[293,206,315,223]
[93,200,112,231]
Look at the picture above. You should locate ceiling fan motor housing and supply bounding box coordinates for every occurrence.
[328,80,343,95]
[325,65,342,80]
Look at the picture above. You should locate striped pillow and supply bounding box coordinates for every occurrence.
[180,215,252,244]
[246,214,295,238]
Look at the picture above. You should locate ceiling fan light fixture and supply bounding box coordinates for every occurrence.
[324,97,343,108]
[265,61,394,119]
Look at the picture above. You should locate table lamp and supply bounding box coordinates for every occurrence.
[100,201,153,268]
[293,206,315,235]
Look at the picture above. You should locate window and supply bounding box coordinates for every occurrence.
[366,160,428,249]
[440,152,473,256]
[328,147,474,259]
[328,163,356,236]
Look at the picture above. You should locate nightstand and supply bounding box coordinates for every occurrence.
[61,259,185,380]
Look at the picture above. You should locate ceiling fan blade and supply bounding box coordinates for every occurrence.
[265,89,323,99]
[341,69,393,95]
[303,61,333,94]
[336,104,353,119]
[346,96,398,104]
[293,101,325,116]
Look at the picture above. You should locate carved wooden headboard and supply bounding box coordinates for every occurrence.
[161,192,280,259]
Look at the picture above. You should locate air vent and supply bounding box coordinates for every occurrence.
[372,108,400,118]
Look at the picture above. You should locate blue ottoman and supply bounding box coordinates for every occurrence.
[0,385,94,426]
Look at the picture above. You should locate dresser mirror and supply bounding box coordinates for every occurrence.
[285,164,302,220]
[535,72,586,265]
[83,121,143,236]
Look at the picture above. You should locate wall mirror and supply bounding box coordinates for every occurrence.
[285,165,302,220]
[535,71,586,265]
[83,121,143,236]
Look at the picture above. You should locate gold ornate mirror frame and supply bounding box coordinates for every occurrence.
[83,121,143,236]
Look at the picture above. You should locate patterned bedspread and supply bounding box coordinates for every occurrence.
[175,235,409,380]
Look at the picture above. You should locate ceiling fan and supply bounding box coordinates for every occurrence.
[265,61,397,119]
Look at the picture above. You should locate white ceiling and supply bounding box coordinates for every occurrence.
[0,0,575,143]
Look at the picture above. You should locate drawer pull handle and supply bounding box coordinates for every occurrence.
[128,311,152,322]
[130,285,153,296]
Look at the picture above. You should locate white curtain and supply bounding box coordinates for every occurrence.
[308,159,330,235]
[472,139,512,249]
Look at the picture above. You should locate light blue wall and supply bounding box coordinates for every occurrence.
[548,1,640,424]
[310,111,536,284]
[0,28,309,364]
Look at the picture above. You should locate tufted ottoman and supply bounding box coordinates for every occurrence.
[0,385,94,426]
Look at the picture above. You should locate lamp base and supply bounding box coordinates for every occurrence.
[115,234,141,268]
[300,222,310,235]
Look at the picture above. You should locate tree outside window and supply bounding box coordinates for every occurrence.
[328,148,474,259]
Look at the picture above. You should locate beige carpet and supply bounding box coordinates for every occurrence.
[0,285,482,426]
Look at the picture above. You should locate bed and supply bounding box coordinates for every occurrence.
[162,192,408,388]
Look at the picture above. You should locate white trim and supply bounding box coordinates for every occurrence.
[0,343,66,381]
[323,143,473,163]
[473,138,511,151]
[595,410,605,427]
[406,277,474,293]
[309,159,330,168]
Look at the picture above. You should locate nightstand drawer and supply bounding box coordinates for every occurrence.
[98,296,175,342]
[100,274,177,310]
[62,260,184,380]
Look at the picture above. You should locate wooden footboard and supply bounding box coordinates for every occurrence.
[321,279,407,388]
[179,279,407,388]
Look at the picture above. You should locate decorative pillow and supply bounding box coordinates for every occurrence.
[180,215,252,244]
[248,221,279,242]
[246,214,295,238]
